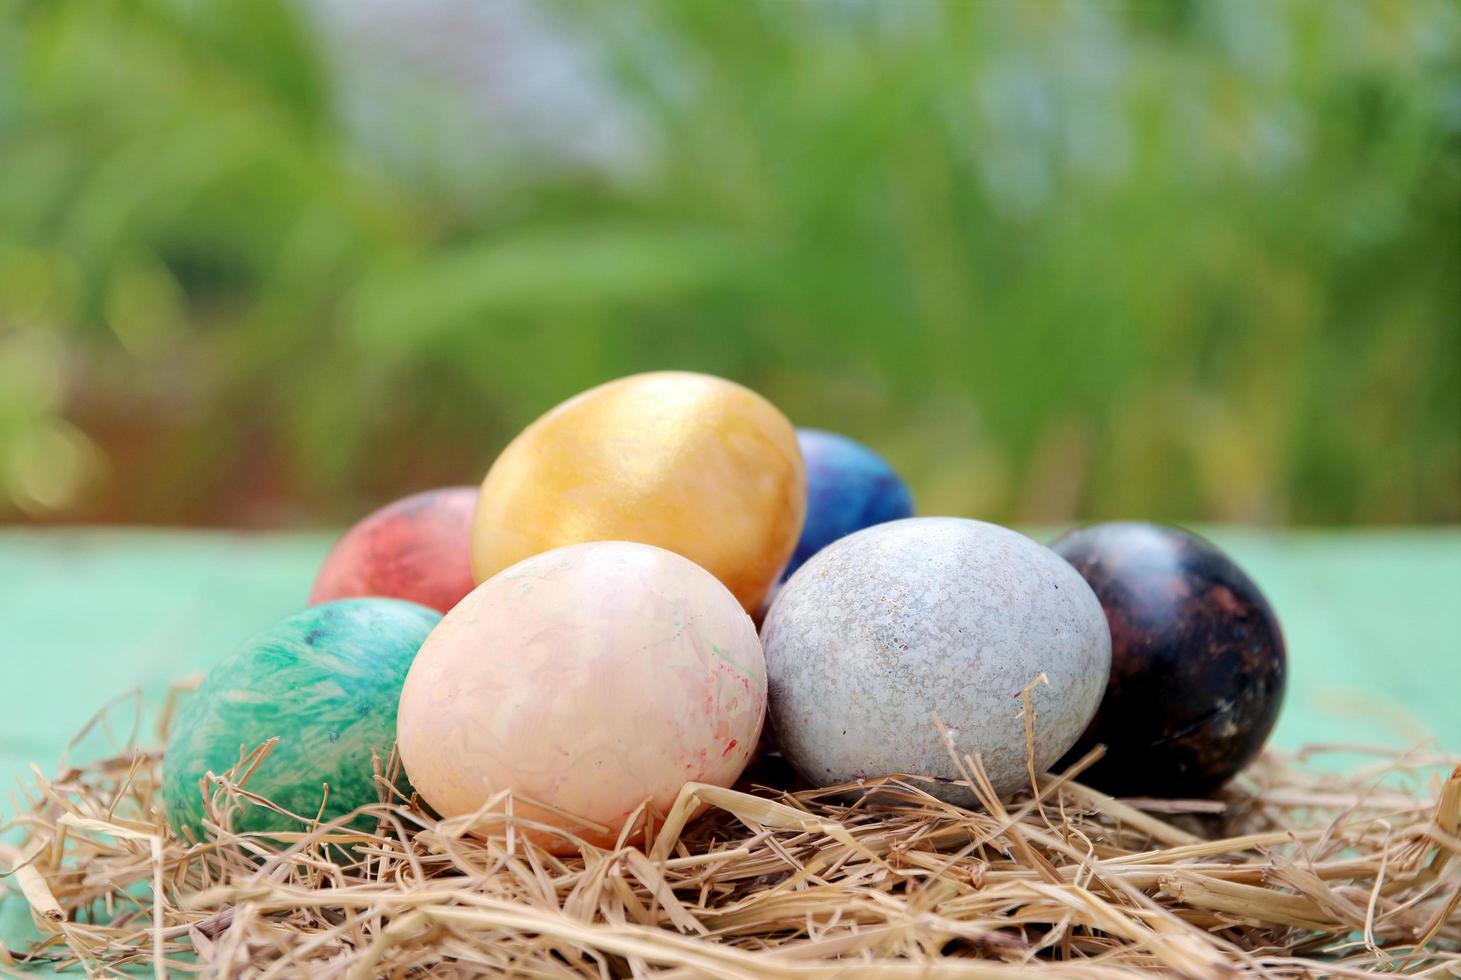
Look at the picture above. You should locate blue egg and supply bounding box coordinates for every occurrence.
[784,429,915,580]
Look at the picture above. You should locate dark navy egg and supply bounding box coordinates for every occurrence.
[1050,522,1286,797]
[783,429,913,580]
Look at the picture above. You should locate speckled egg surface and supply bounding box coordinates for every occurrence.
[310,486,477,613]
[761,517,1111,801]
[164,599,442,841]
[396,541,766,854]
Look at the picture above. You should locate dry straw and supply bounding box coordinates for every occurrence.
[2,691,1457,978]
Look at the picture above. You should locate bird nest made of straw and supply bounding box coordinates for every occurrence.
[1,691,1458,979]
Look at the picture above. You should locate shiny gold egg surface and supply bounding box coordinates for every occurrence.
[471,372,805,612]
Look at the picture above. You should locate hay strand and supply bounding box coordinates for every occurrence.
[1,698,1457,977]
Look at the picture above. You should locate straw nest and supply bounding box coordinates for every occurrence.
[2,690,1457,978]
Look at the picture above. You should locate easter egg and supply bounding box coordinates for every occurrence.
[163,599,441,840]
[783,428,914,580]
[470,372,805,612]
[762,518,1110,801]
[1050,522,1287,797]
[397,541,766,853]
[310,486,476,614]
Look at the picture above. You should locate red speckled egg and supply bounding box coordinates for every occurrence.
[310,487,477,614]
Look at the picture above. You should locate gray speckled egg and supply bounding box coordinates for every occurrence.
[761,517,1111,801]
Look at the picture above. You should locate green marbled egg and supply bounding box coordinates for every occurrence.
[163,598,441,841]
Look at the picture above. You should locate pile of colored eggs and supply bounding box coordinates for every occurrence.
[163,371,1286,852]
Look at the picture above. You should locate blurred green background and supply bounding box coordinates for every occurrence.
[1,0,1457,528]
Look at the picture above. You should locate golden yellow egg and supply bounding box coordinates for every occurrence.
[471,372,805,611]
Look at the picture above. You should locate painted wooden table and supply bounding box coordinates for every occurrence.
[1,527,1458,956]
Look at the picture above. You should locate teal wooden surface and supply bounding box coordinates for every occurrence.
[1,527,1457,794]
[1,527,1459,956]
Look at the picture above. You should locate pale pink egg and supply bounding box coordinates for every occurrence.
[396,541,766,853]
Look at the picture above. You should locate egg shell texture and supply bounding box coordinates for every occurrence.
[762,517,1111,801]
[1051,522,1287,797]
[397,541,766,853]
[163,598,442,840]
[784,428,914,580]
[470,372,806,612]
[310,487,477,613]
